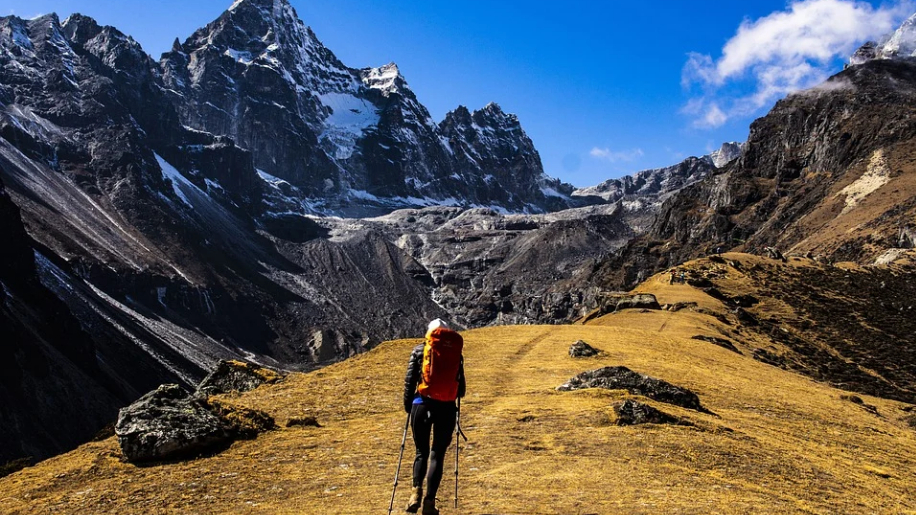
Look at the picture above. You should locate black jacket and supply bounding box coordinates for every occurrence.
[403,343,466,412]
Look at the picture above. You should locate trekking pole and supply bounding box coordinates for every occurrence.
[454,398,468,509]
[388,413,411,515]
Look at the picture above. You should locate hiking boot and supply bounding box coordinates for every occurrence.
[405,487,422,513]
[421,497,439,515]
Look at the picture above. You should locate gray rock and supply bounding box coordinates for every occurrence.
[664,302,698,312]
[569,340,600,358]
[613,399,689,426]
[583,293,661,322]
[115,384,276,463]
[115,385,230,463]
[197,360,281,396]
[610,293,661,312]
[557,366,709,413]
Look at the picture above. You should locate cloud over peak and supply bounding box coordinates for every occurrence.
[682,0,911,128]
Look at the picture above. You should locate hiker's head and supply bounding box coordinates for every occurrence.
[427,318,449,333]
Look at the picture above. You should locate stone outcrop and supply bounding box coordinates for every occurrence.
[197,360,283,396]
[569,340,600,358]
[613,399,690,426]
[557,366,708,413]
[115,384,275,463]
[589,56,916,290]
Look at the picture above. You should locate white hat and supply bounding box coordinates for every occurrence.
[427,318,449,333]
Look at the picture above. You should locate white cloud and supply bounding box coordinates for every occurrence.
[589,147,644,163]
[683,0,912,127]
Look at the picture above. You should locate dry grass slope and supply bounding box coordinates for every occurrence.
[2,258,916,514]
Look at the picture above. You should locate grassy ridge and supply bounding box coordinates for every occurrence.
[2,256,915,514]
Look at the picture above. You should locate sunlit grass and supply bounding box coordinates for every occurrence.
[2,257,915,514]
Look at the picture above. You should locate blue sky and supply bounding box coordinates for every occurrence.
[5,0,913,187]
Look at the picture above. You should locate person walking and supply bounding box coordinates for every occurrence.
[403,319,466,515]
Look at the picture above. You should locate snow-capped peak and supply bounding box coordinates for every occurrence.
[228,0,291,15]
[851,12,916,65]
[361,62,405,95]
[708,141,744,168]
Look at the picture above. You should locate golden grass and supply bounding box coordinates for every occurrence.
[2,278,916,514]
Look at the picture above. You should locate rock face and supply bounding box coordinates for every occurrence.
[708,141,745,168]
[158,0,577,215]
[590,56,916,289]
[115,384,275,463]
[573,156,715,204]
[557,366,707,413]
[0,175,175,465]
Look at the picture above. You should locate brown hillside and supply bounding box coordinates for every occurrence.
[591,59,916,291]
[2,258,916,514]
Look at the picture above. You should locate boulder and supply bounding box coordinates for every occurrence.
[569,340,600,358]
[197,360,283,396]
[584,293,662,322]
[115,385,230,463]
[115,384,276,463]
[557,366,709,413]
[612,294,661,312]
[613,399,689,426]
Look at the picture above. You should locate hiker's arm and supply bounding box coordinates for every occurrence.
[457,358,466,399]
[403,345,422,413]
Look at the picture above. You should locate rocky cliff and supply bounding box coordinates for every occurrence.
[588,57,916,289]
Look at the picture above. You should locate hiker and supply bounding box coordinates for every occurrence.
[403,319,466,515]
[669,270,676,284]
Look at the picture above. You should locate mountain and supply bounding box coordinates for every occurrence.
[3,254,915,513]
[158,0,576,215]
[5,0,916,474]
[851,13,916,64]
[572,157,715,204]
[585,55,916,290]
[708,141,745,168]
[0,10,454,462]
[572,142,743,204]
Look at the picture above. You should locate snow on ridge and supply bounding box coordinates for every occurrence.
[224,48,253,65]
[155,153,203,208]
[3,19,34,50]
[318,92,380,160]
[540,186,568,199]
[362,63,403,95]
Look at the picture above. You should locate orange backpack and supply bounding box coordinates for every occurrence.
[417,327,463,402]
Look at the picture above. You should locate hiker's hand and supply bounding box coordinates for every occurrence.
[404,402,412,414]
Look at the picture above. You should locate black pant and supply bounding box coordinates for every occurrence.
[411,399,456,502]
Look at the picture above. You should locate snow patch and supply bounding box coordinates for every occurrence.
[224,48,253,65]
[540,186,567,198]
[318,92,380,160]
[362,63,402,94]
[155,154,198,207]
[257,169,291,188]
